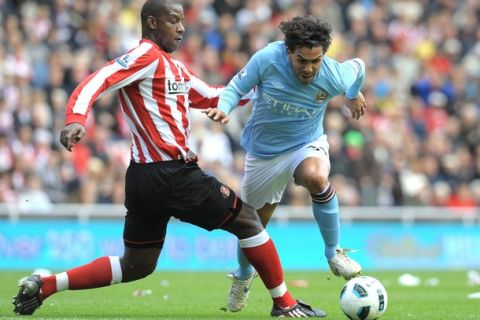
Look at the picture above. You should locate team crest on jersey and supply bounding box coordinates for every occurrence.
[237,68,247,80]
[273,81,284,89]
[115,54,133,69]
[315,90,328,103]
[220,185,230,199]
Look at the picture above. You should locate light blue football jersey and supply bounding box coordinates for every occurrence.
[218,41,365,159]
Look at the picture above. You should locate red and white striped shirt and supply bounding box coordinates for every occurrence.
[66,39,243,163]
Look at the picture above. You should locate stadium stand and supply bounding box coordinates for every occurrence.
[0,0,479,211]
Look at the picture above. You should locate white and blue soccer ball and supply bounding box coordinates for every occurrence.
[339,276,388,320]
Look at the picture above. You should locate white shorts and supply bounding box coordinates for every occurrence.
[241,135,330,210]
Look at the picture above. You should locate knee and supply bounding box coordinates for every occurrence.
[302,170,329,194]
[224,204,263,239]
[240,205,263,229]
[295,160,330,193]
[120,259,156,282]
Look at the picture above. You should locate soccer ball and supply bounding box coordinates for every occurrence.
[339,276,388,320]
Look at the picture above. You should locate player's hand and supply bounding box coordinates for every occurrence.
[346,92,366,120]
[60,123,86,152]
[202,108,230,124]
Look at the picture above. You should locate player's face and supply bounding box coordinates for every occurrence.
[151,4,185,53]
[288,46,325,84]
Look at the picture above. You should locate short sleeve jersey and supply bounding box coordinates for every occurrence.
[219,41,365,159]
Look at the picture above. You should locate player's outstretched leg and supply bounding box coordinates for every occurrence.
[12,274,43,315]
[11,254,152,316]
[12,256,122,316]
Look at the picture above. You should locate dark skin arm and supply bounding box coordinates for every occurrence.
[60,123,86,151]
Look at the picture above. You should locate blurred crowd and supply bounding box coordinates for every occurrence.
[0,0,479,210]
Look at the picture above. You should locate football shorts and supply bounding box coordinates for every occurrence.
[123,160,242,248]
[241,135,330,210]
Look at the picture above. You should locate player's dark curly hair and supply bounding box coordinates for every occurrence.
[279,16,332,53]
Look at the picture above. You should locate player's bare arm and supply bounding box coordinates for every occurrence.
[202,108,230,124]
[346,92,366,120]
[60,123,86,152]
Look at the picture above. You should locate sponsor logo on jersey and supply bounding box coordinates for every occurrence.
[167,79,188,95]
[263,92,319,119]
[115,54,133,69]
[220,185,230,199]
[237,68,247,80]
[315,90,328,103]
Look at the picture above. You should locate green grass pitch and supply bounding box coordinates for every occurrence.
[0,270,478,319]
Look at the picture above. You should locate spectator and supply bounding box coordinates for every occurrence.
[17,171,52,214]
[0,0,478,208]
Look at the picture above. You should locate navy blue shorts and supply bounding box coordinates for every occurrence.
[123,160,242,248]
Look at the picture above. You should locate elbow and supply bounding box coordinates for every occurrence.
[353,58,366,77]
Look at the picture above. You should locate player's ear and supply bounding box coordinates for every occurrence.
[146,15,157,30]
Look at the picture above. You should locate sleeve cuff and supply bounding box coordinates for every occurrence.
[65,113,87,126]
[218,105,232,114]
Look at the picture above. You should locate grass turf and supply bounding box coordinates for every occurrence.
[0,270,478,319]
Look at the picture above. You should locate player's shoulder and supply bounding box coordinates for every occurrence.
[317,56,340,80]
[321,55,340,69]
[321,56,364,76]
[131,40,159,58]
[113,40,160,69]
[264,41,285,53]
[253,41,286,64]
[323,56,364,69]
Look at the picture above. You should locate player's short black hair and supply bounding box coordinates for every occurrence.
[141,0,167,22]
[279,16,332,53]
[140,0,183,35]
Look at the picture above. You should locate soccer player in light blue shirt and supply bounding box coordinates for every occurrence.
[204,16,367,312]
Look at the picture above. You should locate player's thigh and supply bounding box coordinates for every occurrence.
[292,136,331,185]
[121,210,167,280]
[241,153,292,210]
[123,211,170,249]
[124,162,172,249]
[170,164,242,231]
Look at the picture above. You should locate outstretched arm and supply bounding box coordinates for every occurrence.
[183,62,253,112]
[201,85,244,124]
[203,49,264,124]
[62,44,157,151]
[340,58,367,120]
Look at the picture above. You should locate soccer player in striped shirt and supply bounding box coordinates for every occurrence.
[204,16,366,312]
[13,1,325,318]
